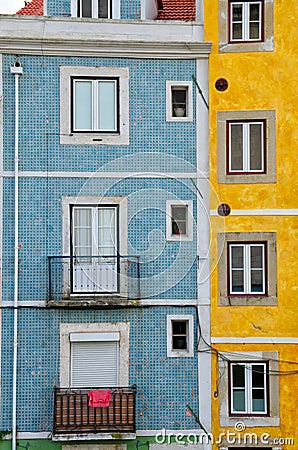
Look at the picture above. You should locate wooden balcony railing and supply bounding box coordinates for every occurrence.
[53,386,136,435]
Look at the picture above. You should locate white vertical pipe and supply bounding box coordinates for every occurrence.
[11,62,22,450]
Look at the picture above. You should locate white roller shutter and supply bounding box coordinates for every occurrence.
[71,341,119,387]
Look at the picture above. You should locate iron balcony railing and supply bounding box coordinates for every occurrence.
[53,386,136,435]
[48,255,140,301]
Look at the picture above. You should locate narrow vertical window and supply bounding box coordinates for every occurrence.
[172,321,188,350]
[167,315,194,357]
[171,205,188,236]
[171,87,188,118]
[78,0,112,18]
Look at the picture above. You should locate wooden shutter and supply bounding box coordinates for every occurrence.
[71,340,119,388]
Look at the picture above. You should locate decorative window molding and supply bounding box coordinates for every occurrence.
[166,200,193,241]
[167,315,194,357]
[218,0,274,53]
[166,81,193,122]
[60,66,129,146]
[71,0,120,19]
[218,351,280,427]
[217,110,276,184]
[218,232,277,306]
[60,322,130,387]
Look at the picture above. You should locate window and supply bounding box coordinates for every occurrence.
[229,1,263,42]
[230,362,268,415]
[166,200,193,241]
[228,242,266,295]
[70,332,119,387]
[227,120,265,174]
[217,232,277,306]
[62,196,129,299]
[72,78,118,132]
[167,315,194,357]
[77,0,112,18]
[60,322,129,387]
[218,0,274,53]
[71,206,118,293]
[166,81,193,122]
[60,67,129,145]
[218,351,279,427]
[217,110,276,184]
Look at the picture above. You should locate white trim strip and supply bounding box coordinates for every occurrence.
[1,300,198,307]
[211,209,298,216]
[1,171,199,179]
[211,337,298,344]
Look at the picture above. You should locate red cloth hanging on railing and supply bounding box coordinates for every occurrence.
[88,389,111,407]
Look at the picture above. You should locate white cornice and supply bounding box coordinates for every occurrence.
[0,16,211,58]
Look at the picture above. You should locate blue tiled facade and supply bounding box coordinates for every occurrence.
[0,2,210,446]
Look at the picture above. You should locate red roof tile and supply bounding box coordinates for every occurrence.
[156,0,195,22]
[16,0,44,16]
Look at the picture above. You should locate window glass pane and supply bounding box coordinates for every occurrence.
[172,321,187,335]
[249,22,260,39]
[230,124,243,170]
[233,390,246,411]
[171,206,187,235]
[98,0,109,18]
[98,208,116,256]
[74,81,92,130]
[73,209,92,256]
[232,364,245,387]
[250,245,263,268]
[173,335,187,349]
[98,80,116,131]
[250,123,263,170]
[252,389,265,412]
[81,0,92,17]
[252,365,265,387]
[232,23,243,40]
[231,270,244,292]
[251,270,264,292]
[172,88,187,117]
[231,246,244,268]
[250,3,260,20]
[232,4,243,20]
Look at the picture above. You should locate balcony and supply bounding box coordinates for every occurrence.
[48,256,140,305]
[53,386,136,438]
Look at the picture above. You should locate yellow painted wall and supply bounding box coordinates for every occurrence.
[205,0,298,447]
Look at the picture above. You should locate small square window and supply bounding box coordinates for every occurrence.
[227,120,265,174]
[166,81,193,122]
[167,315,194,357]
[229,362,269,416]
[229,1,263,43]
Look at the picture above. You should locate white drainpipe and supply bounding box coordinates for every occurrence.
[10,60,23,450]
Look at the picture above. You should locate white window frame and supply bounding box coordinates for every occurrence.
[229,1,263,42]
[230,361,268,415]
[166,200,193,242]
[228,120,265,173]
[60,322,129,387]
[60,66,129,146]
[167,315,194,358]
[229,243,266,295]
[166,81,193,122]
[71,0,120,19]
[218,351,280,428]
[62,196,128,297]
[72,78,118,132]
